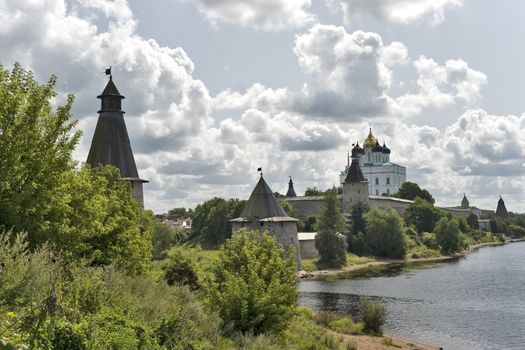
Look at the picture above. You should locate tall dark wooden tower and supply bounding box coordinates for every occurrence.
[86,73,147,207]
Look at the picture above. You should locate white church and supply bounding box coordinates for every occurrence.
[340,128,406,196]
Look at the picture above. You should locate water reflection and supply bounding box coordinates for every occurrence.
[299,242,525,350]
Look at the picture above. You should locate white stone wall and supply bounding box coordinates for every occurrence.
[299,239,318,259]
[362,163,406,196]
[129,181,144,208]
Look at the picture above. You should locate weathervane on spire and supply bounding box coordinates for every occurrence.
[105,66,112,80]
[257,167,263,177]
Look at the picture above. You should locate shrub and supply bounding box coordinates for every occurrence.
[421,232,439,250]
[162,248,201,290]
[208,229,298,335]
[364,208,407,259]
[48,319,86,350]
[360,298,386,335]
[434,217,463,254]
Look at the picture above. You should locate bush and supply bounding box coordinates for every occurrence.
[360,298,385,335]
[421,232,439,250]
[151,220,185,260]
[208,229,298,335]
[162,248,201,290]
[364,208,407,259]
[434,217,463,254]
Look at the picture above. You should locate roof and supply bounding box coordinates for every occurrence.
[97,77,123,97]
[87,79,144,181]
[237,176,290,219]
[286,177,297,197]
[344,156,366,183]
[363,128,376,148]
[369,195,413,204]
[298,232,316,241]
[496,197,508,218]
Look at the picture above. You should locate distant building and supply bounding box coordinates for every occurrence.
[156,214,192,231]
[286,176,297,197]
[496,196,509,218]
[231,174,301,269]
[340,128,406,196]
[86,73,148,206]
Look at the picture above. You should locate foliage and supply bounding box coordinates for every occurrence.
[490,217,508,235]
[281,200,296,218]
[456,217,470,233]
[208,229,298,335]
[162,248,201,290]
[359,298,386,335]
[189,197,246,249]
[393,182,435,204]
[421,232,439,250]
[434,217,463,254]
[300,215,317,232]
[467,213,480,230]
[364,208,407,259]
[0,232,224,350]
[0,63,80,246]
[507,225,525,239]
[404,197,445,234]
[56,165,153,274]
[315,189,348,268]
[167,207,192,217]
[350,201,369,236]
[151,220,185,260]
[305,187,323,196]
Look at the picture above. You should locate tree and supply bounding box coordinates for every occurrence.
[151,220,182,260]
[393,182,435,204]
[0,63,81,246]
[189,197,246,248]
[364,208,407,259]
[208,229,297,335]
[404,198,445,233]
[168,207,190,217]
[314,189,347,268]
[305,187,323,196]
[467,213,479,230]
[281,200,296,218]
[434,217,463,254]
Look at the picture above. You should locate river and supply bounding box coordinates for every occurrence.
[299,241,525,350]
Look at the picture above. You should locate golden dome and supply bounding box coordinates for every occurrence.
[363,128,376,148]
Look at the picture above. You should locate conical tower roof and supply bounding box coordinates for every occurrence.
[87,77,146,182]
[496,196,508,218]
[240,176,288,218]
[461,194,469,209]
[344,146,366,183]
[286,176,297,197]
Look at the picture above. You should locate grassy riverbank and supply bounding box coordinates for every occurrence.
[301,238,522,280]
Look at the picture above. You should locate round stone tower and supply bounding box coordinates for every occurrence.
[342,145,370,213]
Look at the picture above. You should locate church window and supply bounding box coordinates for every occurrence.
[387,189,390,195]
[376,190,379,195]
[368,153,370,161]
[375,178,379,185]
[291,237,293,243]
[386,177,390,185]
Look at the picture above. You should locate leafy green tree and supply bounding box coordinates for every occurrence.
[467,213,479,230]
[364,208,407,259]
[434,217,463,254]
[315,189,347,268]
[393,182,435,204]
[208,229,297,335]
[163,248,201,290]
[456,217,470,233]
[168,207,191,217]
[305,187,323,196]
[189,197,246,248]
[151,220,183,260]
[281,200,296,218]
[0,63,81,246]
[404,197,445,233]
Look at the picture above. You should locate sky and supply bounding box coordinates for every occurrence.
[1,0,525,213]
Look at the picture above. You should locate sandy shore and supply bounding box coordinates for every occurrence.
[336,332,440,350]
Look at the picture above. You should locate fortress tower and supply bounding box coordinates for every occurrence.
[231,174,301,268]
[342,145,370,213]
[86,74,148,206]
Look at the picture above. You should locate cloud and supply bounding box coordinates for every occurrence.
[327,0,466,26]
[188,0,317,31]
[216,25,486,123]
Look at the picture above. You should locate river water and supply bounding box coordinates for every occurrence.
[299,241,525,350]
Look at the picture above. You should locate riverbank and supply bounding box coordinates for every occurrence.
[300,238,524,279]
[335,332,440,350]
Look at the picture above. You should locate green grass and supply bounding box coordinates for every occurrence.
[302,253,375,272]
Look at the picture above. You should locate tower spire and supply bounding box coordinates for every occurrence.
[286,176,297,197]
